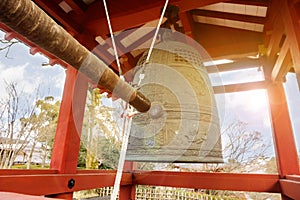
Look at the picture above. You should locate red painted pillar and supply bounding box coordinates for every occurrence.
[267,82,299,200]
[119,161,136,200]
[48,67,88,199]
[263,53,299,199]
[267,82,299,178]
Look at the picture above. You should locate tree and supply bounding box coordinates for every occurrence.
[0,82,35,168]
[220,121,272,173]
[165,120,273,197]
[0,37,19,58]
[24,96,60,168]
[0,81,60,169]
[80,87,121,169]
[98,137,120,169]
[264,157,278,174]
[190,121,272,175]
[0,34,51,168]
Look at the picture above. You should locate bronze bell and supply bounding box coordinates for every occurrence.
[125,40,223,163]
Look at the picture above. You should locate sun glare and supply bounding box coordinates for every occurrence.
[243,90,268,113]
[225,89,269,116]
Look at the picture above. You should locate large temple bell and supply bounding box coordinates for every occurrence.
[125,40,223,163]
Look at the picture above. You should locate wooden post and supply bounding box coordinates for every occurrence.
[49,67,88,199]
[263,55,299,199]
[267,82,299,200]
[119,162,136,200]
[267,82,299,177]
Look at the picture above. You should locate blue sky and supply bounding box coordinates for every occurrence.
[284,73,300,153]
[0,31,66,100]
[212,68,300,156]
[0,30,299,158]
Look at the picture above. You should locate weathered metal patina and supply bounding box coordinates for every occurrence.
[126,41,223,163]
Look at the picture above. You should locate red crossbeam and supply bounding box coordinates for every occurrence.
[133,171,281,193]
[0,172,132,196]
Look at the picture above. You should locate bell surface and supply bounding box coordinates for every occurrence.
[126,41,223,163]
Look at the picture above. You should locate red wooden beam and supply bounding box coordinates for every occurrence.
[286,175,300,181]
[126,29,155,52]
[282,0,300,87]
[227,0,270,7]
[191,9,266,24]
[96,35,136,73]
[115,28,140,41]
[263,0,281,48]
[266,0,300,86]
[50,68,88,174]
[133,171,281,193]
[266,80,300,177]
[84,0,229,36]
[206,58,261,73]
[0,170,58,175]
[0,172,131,196]
[85,4,161,36]
[179,11,194,37]
[175,0,231,12]
[193,23,263,58]
[213,80,268,93]
[271,37,292,82]
[280,175,300,200]
[119,162,137,200]
[76,169,116,174]
[33,0,82,35]
[63,0,84,15]
[49,68,88,199]
[0,192,64,200]
[266,25,285,62]
[119,54,135,75]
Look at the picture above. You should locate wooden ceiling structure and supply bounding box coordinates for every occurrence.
[0,0,300,199]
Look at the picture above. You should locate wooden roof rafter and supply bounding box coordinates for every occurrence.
[84,0,230,36]
[227,0,270,7]
[179,11,194,37]
[264,0,300,85]
[206,58,262,73]
[33,0,83,35]
[62,0,84,15]
[191,9,266,25]
[193,23,263,58]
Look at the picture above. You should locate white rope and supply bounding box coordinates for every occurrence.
[103,0,122,76]
[145,0,169,63]
[138,0,169,86]
[108,1,169,199]
[111,104,133,200]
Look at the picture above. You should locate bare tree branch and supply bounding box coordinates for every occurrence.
[0,38,19,58]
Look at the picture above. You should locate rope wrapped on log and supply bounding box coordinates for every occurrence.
[0,0,151,112]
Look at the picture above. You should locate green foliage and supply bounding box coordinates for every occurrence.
[77,141,87,168]
[98,137,120,169]
[34,96,60,141]
[19,96,60,168]
[78,86,121,169]
[137,162,155,170]
[77,136,121,169]
[0,82,60,169]
[11,164,50,169]
[264,157,278,174]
